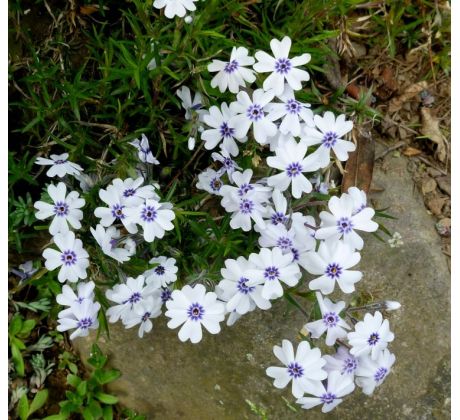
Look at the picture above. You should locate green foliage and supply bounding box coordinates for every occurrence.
[17,389,49,420]
[45,344,121,420]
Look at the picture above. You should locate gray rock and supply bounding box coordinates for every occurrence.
[74,149,450,419]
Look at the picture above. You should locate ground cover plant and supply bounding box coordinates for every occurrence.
[9,0,450,417]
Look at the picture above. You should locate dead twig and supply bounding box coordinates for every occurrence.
[375,140,406,160]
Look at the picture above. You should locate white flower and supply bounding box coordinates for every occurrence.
[302,111,355,168]
[56,281,96,318]
[94,185,138,233]
[34,182,85,235]
[42,231,89,283]
[347,186,367,214]
[300,240,362,295]
[264,189,289,226]
[266,85,314,136]
[211,149,241,181]
[105,275,158,323]
[187,136,196,150]
[315,192,378,251]
[57,299,100,340]
[125,199,175,242]
[385,300,401,311]
[74,173,98,192]
[347,311,394,360]
[165,284,225,343]
[208,47,256,94]
[153,0,197,19]
[229,89,277,145]
[176,86,204,120]
[90,225,133,263]
[355,349,395,395]
[201,103,247,157]
[145,256,178,288]
[35,153,83,178]
[112,177,160,207]
[305,293,350,346]
[196,168,224,195]
[11,261,38,281]
[254,36,311,96]
[184,15,193,24]
[323,346,359,376]
[246,247,301,300]
[388,232,404,248]
[266,137,320,198]
[296,371,355,413]
[216,256,271,315]
[290,212,317,248]
[266,339,327,398]
[123,295,163,338]
[130,134,160,164]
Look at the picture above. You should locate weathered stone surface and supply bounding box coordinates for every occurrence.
[74,148,450,419]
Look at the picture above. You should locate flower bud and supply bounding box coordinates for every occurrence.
[385,300,401,311]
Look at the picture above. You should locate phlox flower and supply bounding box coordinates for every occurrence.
[56,281,96,318]
[112,177,160,207]
[323,346,359,377]
[300,240,362,295]
[176,86,205,120]
[355,349,395,395]
[57,299,100,340]
[347,311,394,360]
[125,199,175,242]
[211,149,241,182]
[34,182,85,235]
[153,0,197,19]
[266,339,327,398]
[315,191,378,250]
[208,46,256,94]
[196,168,224,195]
[35,153,83,178]
[266,85,314,136]
[229,89,277,145]
[254,36,311,96]
[266,137,320,198]
[216,256,271,315]
[165,284,225,343]
[11,261,38,281]
[304,293,350,346]
[90,225,134,263]
[246,247,301,300]
[123,295,163,338]
[145,256,178,288]
[201,103,247,157]
[302,111,355,168]
[296,371,355,413]
[42,231,89,283]
[129,134,159,164]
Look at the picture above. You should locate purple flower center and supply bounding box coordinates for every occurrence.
[323,311,339,328]
[368,332,380,346]
[141,312,151,322]
[141,206,157,222]
[123,188,136,197]
[54,201,69,217]
[109,238,118,249]
[286,162,302,177]
[187,302,205,321]
[246,104,264,121]
[342,357,358,375]
[374,367,388,382]
[291,248,300,261]
[237,277,255,295]
[320,393,336,404]
[239,198,254,214]
[209,177,222,192]
[276,236,292,250]
[54,159,66,164]
[287,362,304,378]
[154,265,165,275]
[264,266,280,281]
[322,131,338,148]
[77,317,93,329]
[124,292,141,305]
[222,157,234,170]
[111,204,126,220]
[337,217,353,234]
[61,250,77,266]
[325,263,342,279]
[219,122,235,138]
[237,183,253,196]
[285,99,301,114]
[161,288,172,303]
[224,59,239,74]
[275,58,292,74]
[271,211,287,225]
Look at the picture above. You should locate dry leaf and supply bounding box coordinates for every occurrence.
[402,147,422,157]
[80,5,100,15]
[426,196,446,216]
[420,107,448,162]
[421,178,437,195]
[436,176,451,196]
[388,81,428,113]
